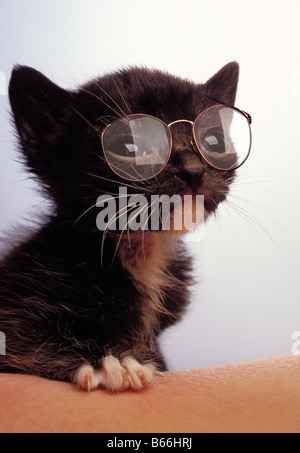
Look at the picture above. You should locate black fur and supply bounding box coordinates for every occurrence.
[0,62,239,385]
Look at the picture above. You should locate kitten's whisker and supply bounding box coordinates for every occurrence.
[100,204,138,268]
[142,200,154,230]
[104,203,135,237]
[112,77,131,114]
[127,206,147,253]
[126,201,151,258]
[127,162,145,181]
[126,221,132,252]
[108,205,140,269]
[104,160,144,182]
[71,106,117,132]
[95,115,118,127]
[88,150,107,163]
[93,81,128,118]
[141,200,157,257]
[72,203,98,228]
[126,204,149,257]
[86,173,150,192]
[228,191,299,243]
[73,194,141,228]
[80,88,124,120]
[228,193,271,212]
[87,149,149,188]
[225,199,276,243]
[102,191,145,197]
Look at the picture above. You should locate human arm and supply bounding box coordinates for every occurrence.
[0,354,299,433]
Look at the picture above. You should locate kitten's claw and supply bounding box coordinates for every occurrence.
[127,374,135,389]
[75,355,162,392]
[75,364,103,391]
[87,376,91,392]
[121,356,157,391]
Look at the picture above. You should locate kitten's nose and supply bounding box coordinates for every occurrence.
[177,167,205,190]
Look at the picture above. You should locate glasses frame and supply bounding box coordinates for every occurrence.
[192,103,252,172]
[72,102,252,182]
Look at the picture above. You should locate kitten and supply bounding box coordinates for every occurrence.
[0,62,246,391]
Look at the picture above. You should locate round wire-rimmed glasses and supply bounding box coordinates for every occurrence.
[100,104,252,182]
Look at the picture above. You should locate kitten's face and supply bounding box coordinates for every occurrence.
[9,62,240,233]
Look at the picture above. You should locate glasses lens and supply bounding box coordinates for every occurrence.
[101,115,171,181]
[193,106,251,170]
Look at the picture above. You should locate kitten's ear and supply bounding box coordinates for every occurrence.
[204,61,239,105]
[9,66,71,148]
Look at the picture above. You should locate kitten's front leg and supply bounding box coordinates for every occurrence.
[75,355,164,392]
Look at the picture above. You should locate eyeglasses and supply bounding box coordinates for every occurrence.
[99,103,252,182]
[72,102,252,182]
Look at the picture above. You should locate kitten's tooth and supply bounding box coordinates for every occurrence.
[154,370,165,377]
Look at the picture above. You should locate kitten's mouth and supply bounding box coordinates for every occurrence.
[166,188,207,235]
[180,187,216,217]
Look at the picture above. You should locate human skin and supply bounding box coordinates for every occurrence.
[0,354,299,433]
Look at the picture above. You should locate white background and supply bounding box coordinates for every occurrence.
[0,0,300,370]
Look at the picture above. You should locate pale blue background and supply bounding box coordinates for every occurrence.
[1,0,300,369]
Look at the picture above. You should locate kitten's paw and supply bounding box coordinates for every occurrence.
[101,355,162,392]
[75,364,102,392]
[121,356,158,391]
[100,355,131,392]
[75,356,163,392]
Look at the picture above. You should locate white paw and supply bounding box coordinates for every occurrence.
[75,355,163,392]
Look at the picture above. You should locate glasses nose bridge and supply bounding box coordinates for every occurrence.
[168,119,194,128]
[167,119,195,151]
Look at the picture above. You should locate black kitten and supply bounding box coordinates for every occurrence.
[0,62,240,391]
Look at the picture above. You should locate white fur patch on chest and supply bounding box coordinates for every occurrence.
[118,232,178,338]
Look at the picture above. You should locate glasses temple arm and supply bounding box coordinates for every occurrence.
[205,95,252,124]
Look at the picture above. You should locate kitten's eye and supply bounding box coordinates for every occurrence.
[105,134,154,158]
[202,132,225,154]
